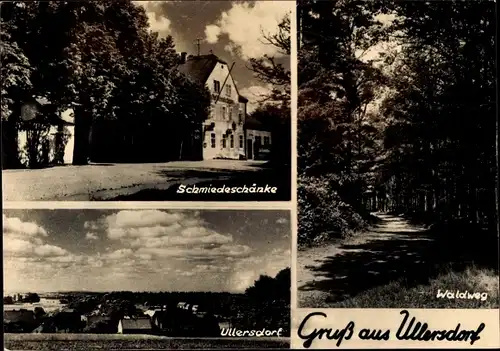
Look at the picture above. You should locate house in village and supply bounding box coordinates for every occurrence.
[117,317,153,334]
[38,297,64,306]
[83,315,115,333]
[178,52,272,161]
[2,96,75,169]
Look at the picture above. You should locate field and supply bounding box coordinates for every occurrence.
[4,334,290,350]
[4,303,66,313]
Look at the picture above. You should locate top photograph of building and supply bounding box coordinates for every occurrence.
[1,1,292,201]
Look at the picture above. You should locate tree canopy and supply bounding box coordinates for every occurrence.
[0,1,211,167]
[297,0,497,250]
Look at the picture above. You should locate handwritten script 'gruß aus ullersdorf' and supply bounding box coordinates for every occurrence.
[297,310,486,348]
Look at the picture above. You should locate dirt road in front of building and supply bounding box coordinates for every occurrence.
[2,160,279,201]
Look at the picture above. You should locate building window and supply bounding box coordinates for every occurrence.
[238,111,243,124]
[239,135,243,148]
[226,84,231,96]
[222,135,227,148]
[210,133,216,148]
[228,107,232,121]
[214,80,220,93]
[230,135,234,148]
[222,106,226,120]
[264,136,270,146]
[255,136,262,146]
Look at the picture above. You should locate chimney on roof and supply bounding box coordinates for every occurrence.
[179,52,187,64]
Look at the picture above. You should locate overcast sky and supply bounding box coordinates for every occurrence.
[133,0,292,112]
[3,209,290,294]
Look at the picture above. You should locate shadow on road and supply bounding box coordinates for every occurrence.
[298,230,438,304]
[107,167,291,201]
[298,214,499,306]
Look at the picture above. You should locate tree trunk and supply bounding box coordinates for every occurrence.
[2,119,21,169]
[72,108,91,165]
[496,104,500,238]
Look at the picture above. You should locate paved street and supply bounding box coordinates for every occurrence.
[2,160,271,201]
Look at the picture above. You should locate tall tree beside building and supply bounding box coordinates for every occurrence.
[0,23,33,168]
[247,13,291,166]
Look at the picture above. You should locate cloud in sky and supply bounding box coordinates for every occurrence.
[239,84,274,113]
[3,210,290,293]
[3,214,64,257]
[133,1,172,38]
[85,232,98,241]
[204,1,293,60]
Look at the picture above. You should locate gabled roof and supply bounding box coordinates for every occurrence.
[21,96,75,126]
[244,116,272,132]
[178,54,226,85]
[178,54,248,103]
[120,318,152,330]
[87,315,111,325]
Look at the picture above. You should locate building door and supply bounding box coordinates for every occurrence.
[247,139,253,160]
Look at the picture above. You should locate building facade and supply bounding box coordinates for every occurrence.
[244,118,272,161]
[178,53,271,161]
[2,97,75,169]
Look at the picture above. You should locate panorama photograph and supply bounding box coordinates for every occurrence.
[3,209,291,349]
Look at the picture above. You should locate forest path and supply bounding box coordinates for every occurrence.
[297,213,434,307]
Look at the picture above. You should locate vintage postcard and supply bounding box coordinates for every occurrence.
[1,1,292,202]
[294,0,499,348]
[3,209,291,349]
[2,0,500,350]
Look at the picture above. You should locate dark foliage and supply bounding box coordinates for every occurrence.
[297,0,498,256]
[236,267,291,336]
[0,1,211,167]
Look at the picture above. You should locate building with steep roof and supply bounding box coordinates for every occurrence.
[117,317,153,334]
[178,53,271,160]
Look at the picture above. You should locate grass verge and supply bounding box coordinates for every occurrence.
[4,334,290,350]
[326,265,499,308]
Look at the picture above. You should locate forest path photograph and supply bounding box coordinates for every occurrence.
[297,0,498,309]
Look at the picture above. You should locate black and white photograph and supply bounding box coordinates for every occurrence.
[1,0,292,201]
[3,209,291,349]
[296,1,498,308]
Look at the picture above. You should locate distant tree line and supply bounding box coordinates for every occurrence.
[3,293,40,304]
[21,268,291,335]
[247,14,291,167]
